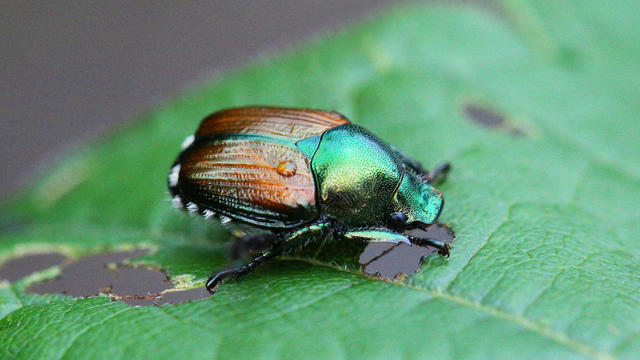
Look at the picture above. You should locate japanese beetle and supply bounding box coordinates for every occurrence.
[168,107,451,293]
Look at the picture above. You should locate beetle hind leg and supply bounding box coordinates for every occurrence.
[206,268,241,292]
[206,222,330,294]
[206,249,278,293]
[231,232,276,259]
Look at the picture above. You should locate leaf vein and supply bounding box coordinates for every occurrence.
[281,257,615,360]
[56,306,133,360]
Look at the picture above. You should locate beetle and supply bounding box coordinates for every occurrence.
[168,106,451,293]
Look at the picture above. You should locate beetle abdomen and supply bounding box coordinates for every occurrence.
[173,136,318,228]
[195,106,349,141]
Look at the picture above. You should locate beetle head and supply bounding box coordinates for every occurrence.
[389,171,444,230]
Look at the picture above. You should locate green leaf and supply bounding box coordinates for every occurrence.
[2,1,640,359]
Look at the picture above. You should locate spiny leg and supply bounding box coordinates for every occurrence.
[389,145,451,184]
[206,223,329,294]
[206,247,281,293]
[389,145,429,176]
[425,162,451,185]
[230,232,276,260]
[342,228,412,245]
[342,228,451,257]
[407,235,451,257]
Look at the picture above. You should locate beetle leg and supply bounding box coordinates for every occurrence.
[407,235,451,257]
[425,162,451,185]
[206,249,279,293]
[389,145,429,176]
[388,145,450,184]
[206,222,329,293]
[342,229,412,245]
[231,232,276,259]
[342,228,451,257]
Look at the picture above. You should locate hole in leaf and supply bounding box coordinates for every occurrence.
[27,250,148,297]
[0,253,67,282]
[121,288,211,306]
[360,223,455,280]
[293,223,455,281]
[25,249,210,306]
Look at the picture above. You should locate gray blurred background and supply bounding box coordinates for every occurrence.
[1,1,398,200]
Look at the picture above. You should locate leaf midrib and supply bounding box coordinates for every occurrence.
[1,205,619,360]
[280,256,615,360]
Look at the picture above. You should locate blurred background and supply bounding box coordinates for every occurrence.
[1,1,398,200]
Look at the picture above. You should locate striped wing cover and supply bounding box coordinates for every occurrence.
[195,106,349,141]
[173,107,349,228]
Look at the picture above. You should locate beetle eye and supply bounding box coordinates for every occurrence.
[389,212,409,229]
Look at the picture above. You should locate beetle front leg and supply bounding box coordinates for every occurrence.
[389,145,429,176]
[407,235,451,257]
[425,162,451,185]
[206,223,329,293]
[342,229,412,245]
[389,146,450,185]
[342,228,451,257]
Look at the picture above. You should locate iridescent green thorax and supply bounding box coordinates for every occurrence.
[309,124,403,226]
[392,171,444,225]
[302,124,445,228]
